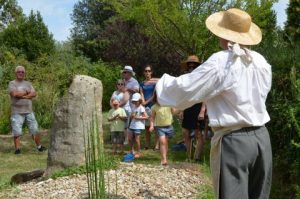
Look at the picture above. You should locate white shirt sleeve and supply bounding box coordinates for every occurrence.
[156,52,236,110]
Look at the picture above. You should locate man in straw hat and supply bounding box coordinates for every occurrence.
[180,55,201,73]
[179,55,207,161]
[156,8,272,199]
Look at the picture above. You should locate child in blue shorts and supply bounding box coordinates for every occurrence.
[149,91,176,165]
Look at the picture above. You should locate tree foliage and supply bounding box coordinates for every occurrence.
[71,0,277,76]
[0,11,55,61]
[71,0,115,61]
[98,19,182,76]
[108,0,277,61]
[285,0,300,44]
[0,0,23,31]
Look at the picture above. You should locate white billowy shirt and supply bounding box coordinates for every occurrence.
[156,46,272,132]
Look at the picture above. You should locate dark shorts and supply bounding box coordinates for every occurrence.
[182,103,201,129]
[111,131,124,144]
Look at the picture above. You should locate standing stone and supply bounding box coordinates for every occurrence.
[45,75,103,177]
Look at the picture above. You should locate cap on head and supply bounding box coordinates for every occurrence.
[122,65,135,76]
[205,8,262,45]
[131,93,141,102]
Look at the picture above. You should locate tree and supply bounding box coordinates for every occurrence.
[0,0,23,31]
[0,11,55,61]
[71,0,278,75]
[99,19,182,76]
[108,0,277,61]
[285,0,300,44]
[71,0,115,61]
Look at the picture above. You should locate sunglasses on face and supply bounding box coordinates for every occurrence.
[16,71,25,74]
[144,70,152,73]
[117,83,124,86]
[122,71,130,74]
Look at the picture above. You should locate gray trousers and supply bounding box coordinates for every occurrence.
[220,126,272,199]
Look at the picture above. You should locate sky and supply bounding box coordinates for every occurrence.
[17,0,289,42]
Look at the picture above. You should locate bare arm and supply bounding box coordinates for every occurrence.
[149,110,156,132]
[108,114,118,122]
[10,90,36,99]
[119,91,129,107]
[198,102,207,120]
[22,90,36,99]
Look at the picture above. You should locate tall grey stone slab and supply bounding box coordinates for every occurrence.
[45,75,102,177]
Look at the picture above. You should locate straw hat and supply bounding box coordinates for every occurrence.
[205,8,262,45]
[180,55,201,71]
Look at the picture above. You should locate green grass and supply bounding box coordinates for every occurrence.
[0,112,214,197]
[0,131,49,191]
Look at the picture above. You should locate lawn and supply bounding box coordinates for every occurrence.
[0,113,214,197]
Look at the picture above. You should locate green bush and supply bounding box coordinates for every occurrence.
[258,36,300,198]
[0,91,10,134]
[0,45,123,133]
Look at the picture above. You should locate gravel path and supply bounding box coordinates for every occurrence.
[2,162,211,199]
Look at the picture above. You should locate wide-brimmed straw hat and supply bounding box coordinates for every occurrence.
[205,8,262,45]
[121,65,135,76]
[180,55,201,71]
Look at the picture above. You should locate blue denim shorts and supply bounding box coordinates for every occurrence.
[11,113,39,136]
[155,125,174,138]
[128,128,142,135]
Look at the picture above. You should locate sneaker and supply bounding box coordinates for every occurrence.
[123,153,135,162]
[15,149,21,155]
[37,145,47,152]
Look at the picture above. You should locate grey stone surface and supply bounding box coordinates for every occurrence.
[45,75,103,177]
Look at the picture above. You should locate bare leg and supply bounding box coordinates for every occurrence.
[159,135,168,165]
[32,134,42,146]
[182,128,192,159]
[112,144,117,154]
[194,129,205,160]
[154,134,159,150]
[135,134,141,154]
[124,129,128,144]
[14,136,21,149]
[145,126,151,149]
[119,144,124,154]
[128,132,134,153]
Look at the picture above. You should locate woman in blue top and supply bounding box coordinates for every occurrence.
[140,64,159,150]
